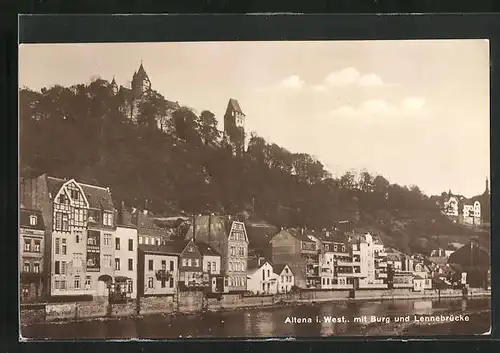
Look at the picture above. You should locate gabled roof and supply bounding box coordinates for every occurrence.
[247,258,272,273]
[273,264,294,276]
[20,208,45,231]
[46,176,115,211]
[195,242,221,257]
[228,98,245,115]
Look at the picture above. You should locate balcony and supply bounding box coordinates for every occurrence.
[336,260,357,266]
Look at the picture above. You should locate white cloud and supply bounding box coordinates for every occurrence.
[359,73,384,87]
[314,67,386,91]
[328,96,429,122]
[278,75,305,89]
[325,67,361,86]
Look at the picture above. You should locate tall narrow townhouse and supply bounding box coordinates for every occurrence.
[114,202,138,299]
[20,174,117,298]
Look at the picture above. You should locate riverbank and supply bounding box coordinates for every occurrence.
[20,288,491,327]
[21,297,491,339]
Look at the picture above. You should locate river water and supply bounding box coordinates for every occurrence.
[21,297,491,339]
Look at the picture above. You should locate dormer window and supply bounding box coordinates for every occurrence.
[29,215,37,226]
[58,194,67,204]
[103,211,114,226]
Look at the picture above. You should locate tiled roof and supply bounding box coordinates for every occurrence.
[79,183,115,211]
[247,258,272,272]
[287,228,315,243]
[195,242,221,256]
[309,230,349,244]
[139,243,182,255]
[20,208,45,230]
[228,98,244,115]
[386,253,401,262]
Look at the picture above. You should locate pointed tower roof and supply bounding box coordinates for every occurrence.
[227,98,245,115]
[111,76,117,85]
[136,62,148,78]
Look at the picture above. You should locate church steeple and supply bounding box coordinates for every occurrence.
[110,76,118,95]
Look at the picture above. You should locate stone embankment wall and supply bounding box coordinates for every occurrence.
[20,288,491,326]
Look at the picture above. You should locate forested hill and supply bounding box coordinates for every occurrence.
[19,78,490,255]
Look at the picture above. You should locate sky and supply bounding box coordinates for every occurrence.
[19,40,490,198]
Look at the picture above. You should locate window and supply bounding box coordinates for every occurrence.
[170,261,174,271]
[169,277,174,288]
[74,275,80,289]
[161,260,166,271]
[208,261,212,273]
[103,212,114,226]
[161,279,166,288]
[55,212,62,230]
[148,277,154,288]
[267,270,270,277]
[24,239,31,252]
[85,276,91,289]
[145,237,149,245]
[230,246,235,256]
[127,280,133,293]
[61,261,67,274]
[115,238,120,250]
[62,239,67,255]
[75,233,80,244]
[104,234,111,246]
[71,189,79,200]
[155,238,160,246]
[55,261,60,274]
[54,280,60,289]
[33,263,40,273]
[187,259,192,267]
[23,262,30,272]
[139,236,143,244]
[128,259,133,271]
[128,239,133,251]
[58,194,66,204]
[281,275,285,282]
[62,214,69,231]
[183,259,188,266]
[342,246,346,252]
[148,260,154,271]
[334,245,338,252]
[230,262,233,272]
[29,215,37,226]
[115,258,121,271]
[262,269,265,280]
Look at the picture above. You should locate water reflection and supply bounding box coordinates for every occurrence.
[22,298,491,339]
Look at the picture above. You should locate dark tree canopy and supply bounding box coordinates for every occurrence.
[19,79,489,255]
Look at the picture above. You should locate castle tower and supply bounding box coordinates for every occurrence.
[224,98,246,155]
[110,76,118,95]
[131,62,151,99]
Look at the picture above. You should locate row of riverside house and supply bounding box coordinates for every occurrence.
[20,174,438,304]
[19,174,254,303]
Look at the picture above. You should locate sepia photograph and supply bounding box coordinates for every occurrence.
[18,39,491,339]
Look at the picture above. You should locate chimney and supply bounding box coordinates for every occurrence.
[326,231,330,237]
[143,209,148,216]
[208,213,212,243]
[119,200,125,225]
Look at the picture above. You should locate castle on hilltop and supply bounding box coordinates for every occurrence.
[109,62,247,153]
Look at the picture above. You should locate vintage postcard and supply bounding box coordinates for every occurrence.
[19,39,491,339]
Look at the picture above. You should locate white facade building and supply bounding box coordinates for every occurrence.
[114,225,138,299]
[274,264,294,293]
[246,261,278,295]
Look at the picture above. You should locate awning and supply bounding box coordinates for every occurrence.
[115,276,131,282]
[98,274,113,282]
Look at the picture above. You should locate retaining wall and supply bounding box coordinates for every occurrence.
[139,295,175,315]
[178,291,203,313]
